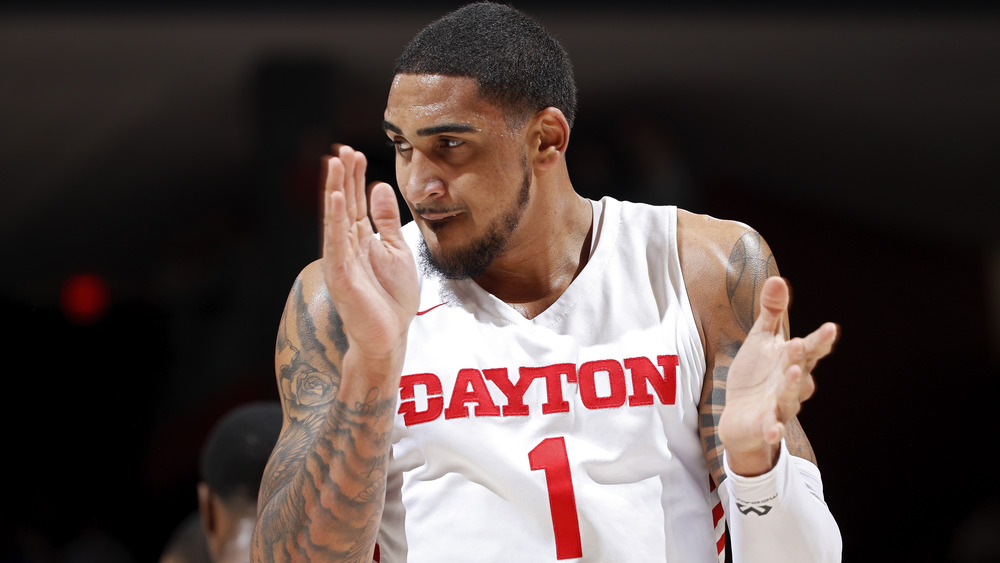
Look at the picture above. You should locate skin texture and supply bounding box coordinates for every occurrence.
[251,74,838,562]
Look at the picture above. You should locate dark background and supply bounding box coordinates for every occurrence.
[2,1,998,561]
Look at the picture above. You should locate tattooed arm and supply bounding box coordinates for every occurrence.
[251,145,419,563]
[679,210,842,561]
[677,211,815,485]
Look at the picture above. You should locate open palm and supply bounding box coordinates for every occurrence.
[321,145,419,365]
[719,277,838,473]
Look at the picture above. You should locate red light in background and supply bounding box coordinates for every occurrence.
[60,273,110,325]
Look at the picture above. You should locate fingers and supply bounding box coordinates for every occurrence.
[324,144,371,225]
[775,339,816,420]
[322,144,374,271]
[759,371,799,446]
[350,147,369,222]
[802,322,840,372]
[763,419,785,445]
[760,399,785,445]
[323,152,345,207]
[369,182,403,243]
[323,180,352,273]
[322,155,345,258]
[335,144,358,223]
[753,276,790,336]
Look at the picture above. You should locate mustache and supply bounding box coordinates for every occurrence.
[413,205,464,215]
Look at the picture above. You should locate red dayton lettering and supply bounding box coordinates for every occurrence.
[397,355,678,426]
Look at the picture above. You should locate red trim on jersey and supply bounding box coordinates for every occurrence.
[710,475,726,556]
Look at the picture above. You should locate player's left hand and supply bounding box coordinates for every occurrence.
[718,276,839,476]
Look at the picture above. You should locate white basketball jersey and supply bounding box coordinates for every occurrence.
[376,197,726,562]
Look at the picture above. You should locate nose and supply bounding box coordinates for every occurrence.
[401,150,446,205]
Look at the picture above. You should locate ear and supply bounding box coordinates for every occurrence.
[529,107,570,170]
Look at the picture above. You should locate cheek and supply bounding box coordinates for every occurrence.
[394,161,412,197]
[394,157,406,183]
[476,149,520,191]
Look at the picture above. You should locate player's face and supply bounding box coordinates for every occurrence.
[384,73,533,279]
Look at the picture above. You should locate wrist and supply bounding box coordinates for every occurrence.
[342,340,407,386]
[724,441,781,477]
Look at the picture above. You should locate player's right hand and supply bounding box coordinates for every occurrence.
[321,144,419,372]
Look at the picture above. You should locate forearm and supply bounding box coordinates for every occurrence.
[252,276,404,563]
[722,440,842,563]
[253,366,398,563]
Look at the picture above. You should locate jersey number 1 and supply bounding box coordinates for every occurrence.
[529,437,583,559]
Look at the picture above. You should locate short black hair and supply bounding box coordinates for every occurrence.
[198,401,282,506]
[394,1,578,128]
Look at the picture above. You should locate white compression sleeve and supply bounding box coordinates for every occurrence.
[721,440,842,563]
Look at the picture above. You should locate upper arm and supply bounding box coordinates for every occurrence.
[259,259,347,507]
[676,210,815,486]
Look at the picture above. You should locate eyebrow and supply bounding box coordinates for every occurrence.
[382,120,480,136]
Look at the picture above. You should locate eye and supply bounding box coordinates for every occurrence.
[389,138,412,153]
[440,138,464,149]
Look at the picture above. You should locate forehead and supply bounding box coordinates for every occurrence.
[384,73,508,133]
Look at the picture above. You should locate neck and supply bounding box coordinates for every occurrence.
[216,515,256,563]
[475,191,593,319]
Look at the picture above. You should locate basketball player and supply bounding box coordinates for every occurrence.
[251,3,843,562]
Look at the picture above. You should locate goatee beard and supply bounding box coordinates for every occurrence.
[420,160,531,280]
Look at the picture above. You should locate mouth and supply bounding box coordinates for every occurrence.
[416,209,463,222]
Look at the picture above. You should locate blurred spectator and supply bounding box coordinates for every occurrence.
[196,401,282,563]
[160,511,210,563]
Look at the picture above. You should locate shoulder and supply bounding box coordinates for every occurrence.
[677,209,759,287]
[296,259,329,302]
[676,208,756,259]
[676,209,778,332]
[277,259,337,327]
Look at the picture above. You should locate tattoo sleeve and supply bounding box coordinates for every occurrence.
[253,279,396,563]
[701,365,728,482]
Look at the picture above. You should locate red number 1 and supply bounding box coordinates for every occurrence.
[529,437,583,559]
